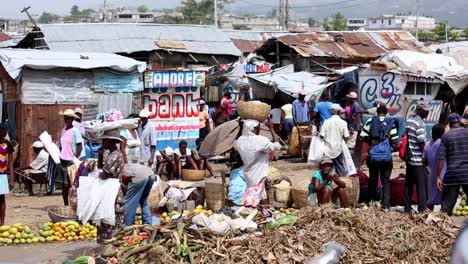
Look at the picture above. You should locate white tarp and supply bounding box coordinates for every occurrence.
[380,50,468,94]
[248,64,329,101]
[0,48,147,80]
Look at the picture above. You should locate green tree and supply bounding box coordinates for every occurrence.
[432,23,460,42]
[463,28,468,39]
[331,12,347,31]
[80,8,95,18]
[137,5,149,12]
[38,12,61,24]
[177,0,233,25]
[418,30,437,41]
[322,17,331,31]
[70,5,80,16]
[308,17,317,27]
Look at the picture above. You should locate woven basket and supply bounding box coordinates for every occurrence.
[181,169,206,181]
[148,187,161,212]
[205,180,228,212]
[237,101,271,121]
[268,178,293,208]
[47,206,77,223]
[332,177,360,208]
[291,188,309,209]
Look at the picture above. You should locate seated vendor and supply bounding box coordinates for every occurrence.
[191,138,214,177]
[309,159,349,208]
[174,140,198,178]
[155,147,177,180]
[16,141,49,196]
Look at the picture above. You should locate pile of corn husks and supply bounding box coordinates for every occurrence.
[99,206,460,264]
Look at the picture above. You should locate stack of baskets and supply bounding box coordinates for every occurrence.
[237,101,271,121]
[268,177,293,208]
[181,169,206,181]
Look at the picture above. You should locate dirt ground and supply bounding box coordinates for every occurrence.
[0,158,465,263]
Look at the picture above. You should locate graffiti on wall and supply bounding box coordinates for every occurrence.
[359,70,443,129]
[359,72,406,116]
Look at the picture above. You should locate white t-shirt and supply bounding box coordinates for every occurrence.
[174,148,192,166]
[270,108,282,125]
[137,123,157,163]
[320,115,350,159]
[29,150,49,173]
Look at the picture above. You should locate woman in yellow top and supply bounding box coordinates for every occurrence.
[199,100,210,140]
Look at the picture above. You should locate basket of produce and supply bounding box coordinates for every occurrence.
[181,169,206,181]
[291,187,309,209]
[268,177,293,208]
[237,101,271,122]
[47,206,77,223]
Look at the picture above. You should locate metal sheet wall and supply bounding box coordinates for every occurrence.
[97,93,133,117]
[94,69,143,93]
[21,69,97,105]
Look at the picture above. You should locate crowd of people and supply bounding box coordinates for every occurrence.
[0,87,467,239]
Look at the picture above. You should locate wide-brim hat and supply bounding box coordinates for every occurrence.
[59,109,79,119]
[100,129,122,142]
[74,107,84,116]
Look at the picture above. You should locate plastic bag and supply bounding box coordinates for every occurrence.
[266,215,298,230]
[341,141,356,176]
[227,166,247,206]
[308,136,325,166]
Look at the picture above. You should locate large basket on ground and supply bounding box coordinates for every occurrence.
[332,177,360,208]
[237,101,271,121]
[47,206,77,223]
[268,177,293,208]
[291,187,309,209]
[205,179,228,212]
[181,169,206,181]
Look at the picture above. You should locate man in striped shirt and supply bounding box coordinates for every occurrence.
[360,103,398,210]
[437,113,468,215]
[404,103,430,213]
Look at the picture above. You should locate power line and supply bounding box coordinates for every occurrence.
[292,0,358,8]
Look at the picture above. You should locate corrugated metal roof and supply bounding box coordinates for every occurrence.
[231,39,265,53]
[0,32,14,48]
[37,23,241,56]
[222,30,288,41]
[261,31,430,59]
[0,32,11,42]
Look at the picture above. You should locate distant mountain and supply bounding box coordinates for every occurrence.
[226,0,468,27]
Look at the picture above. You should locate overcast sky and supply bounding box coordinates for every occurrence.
[1,0,467,26]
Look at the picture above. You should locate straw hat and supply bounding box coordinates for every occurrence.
[59,109,79,119]
[74,107,84,116]
[100,129,122,142]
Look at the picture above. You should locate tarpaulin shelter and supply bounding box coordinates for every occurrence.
[248,64,329,102]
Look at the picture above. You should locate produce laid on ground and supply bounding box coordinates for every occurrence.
[98,205,459,264]
[0,221,97,245]
[453,194,468,216]
[160,205,213,223]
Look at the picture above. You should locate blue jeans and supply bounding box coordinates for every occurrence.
[284,118,295,138]
[124,175,155,227]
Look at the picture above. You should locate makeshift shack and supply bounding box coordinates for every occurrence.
[255,31,430,74]
[16,23,241,70]
[142,70,205,149]
[358,50,468,137]
[0,48,146,166]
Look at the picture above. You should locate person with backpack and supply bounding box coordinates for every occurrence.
[360,103,398,211]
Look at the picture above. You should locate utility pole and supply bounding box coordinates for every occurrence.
[214,0,218,28]
[415,0,420,40]
[21,6,38,27]
[278,0,283,30]
[103,0,107,23]
[278,0,289,31]
[285,0,289,31]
